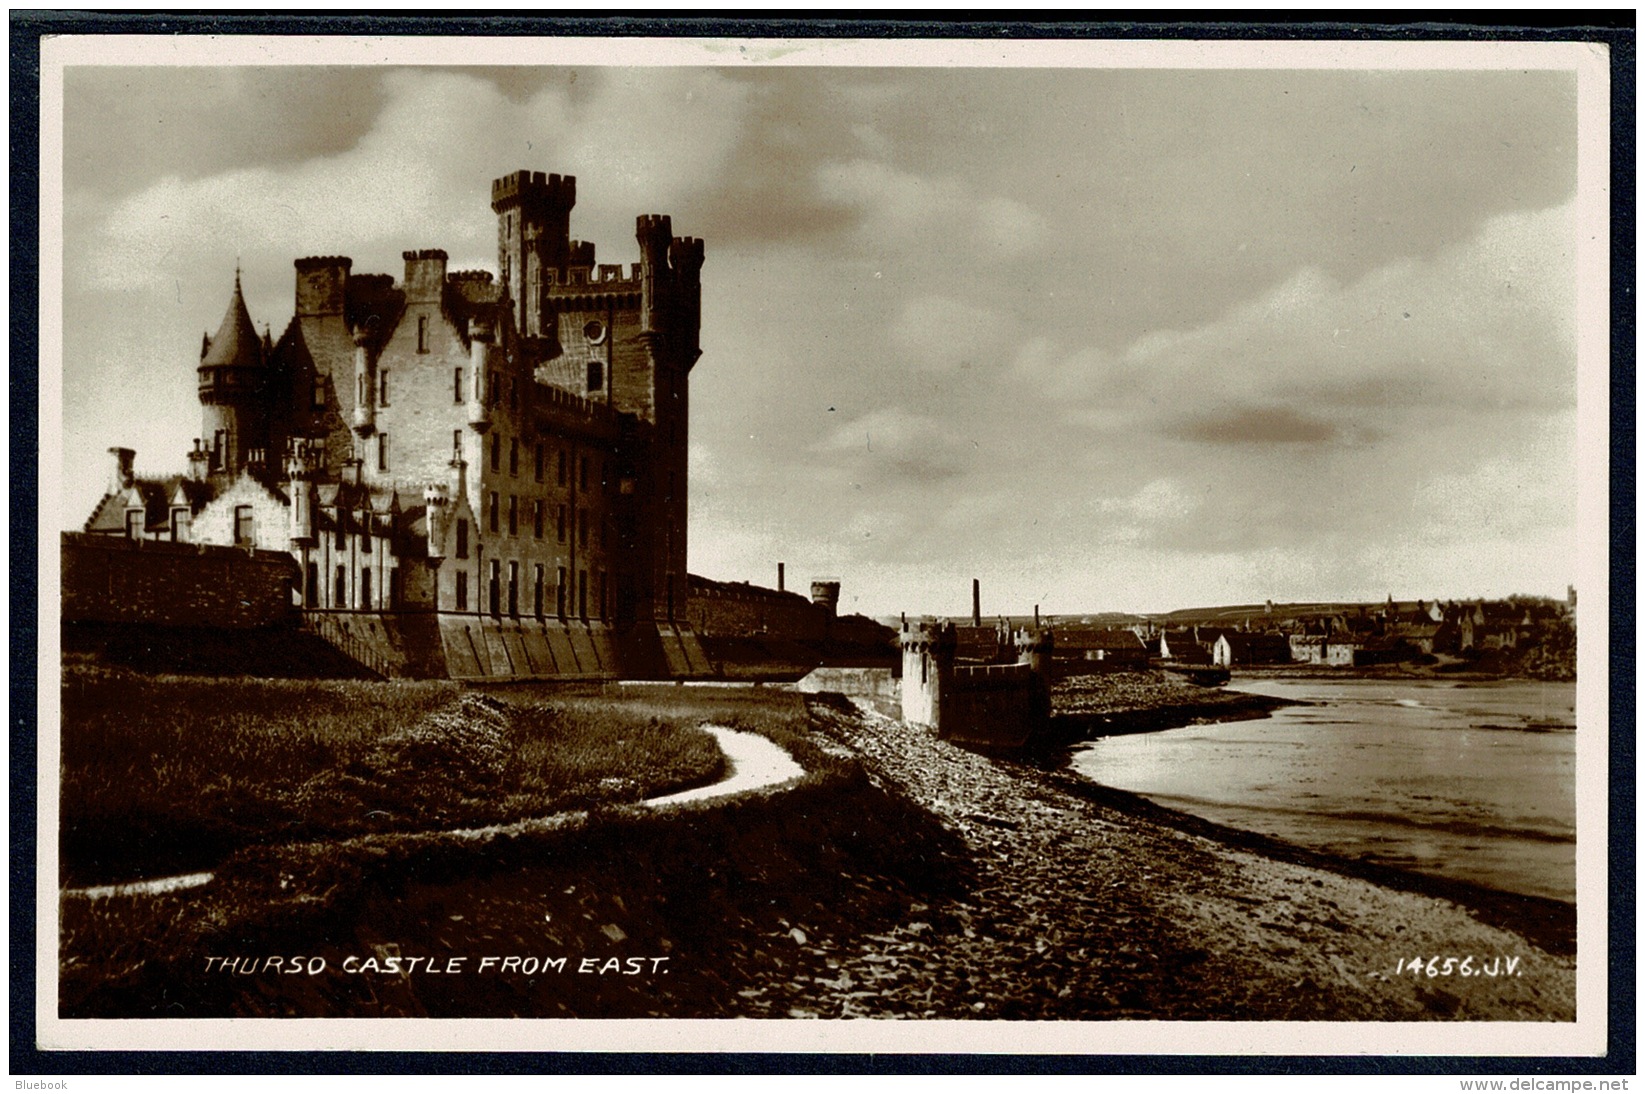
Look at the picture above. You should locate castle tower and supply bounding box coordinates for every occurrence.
[197,269,269,482]
[810,580,840,617]
[618,214,704,630]
[900,620,956,728]
[1014,626,1056,680]
[491,170,575,343]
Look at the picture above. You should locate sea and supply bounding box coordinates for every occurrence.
[1068,677,1577,902]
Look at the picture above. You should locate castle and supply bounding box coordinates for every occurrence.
[77,170,715,679]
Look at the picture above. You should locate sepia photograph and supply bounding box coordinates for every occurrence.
[30,27,1615,1061]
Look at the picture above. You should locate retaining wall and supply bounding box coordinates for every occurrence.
[61,533,296,629]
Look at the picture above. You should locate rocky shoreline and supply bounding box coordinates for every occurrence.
[731,693,1576,1020]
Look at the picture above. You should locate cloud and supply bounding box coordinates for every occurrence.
[1168,405,1379,447]
[815,157,1047,259]
[890,294,1017,369]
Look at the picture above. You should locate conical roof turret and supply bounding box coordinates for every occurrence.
[200,269,263,368]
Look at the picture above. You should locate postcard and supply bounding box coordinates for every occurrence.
[30,28,1615,1060]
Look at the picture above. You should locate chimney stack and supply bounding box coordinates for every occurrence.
[108,447,135,494]
[778,562,785,593]
[972,578,981,628]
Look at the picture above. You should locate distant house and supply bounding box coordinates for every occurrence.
[1210,631,1292,667]
[1391,622,1443,655]
[1159,628,1211,664]
[1058,626,1149,670]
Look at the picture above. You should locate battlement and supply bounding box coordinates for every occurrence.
[669,236,705,273]
[491,169,576,212]
[447,269,494,283]
[900,619,957,653]
[402,248,449,263]
[295,255,353,270]
[953,662,1039,686]
[535,381,619,429]
[636,213,672,238]
[545,263,643,289]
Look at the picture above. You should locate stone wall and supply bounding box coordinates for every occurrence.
[687,580,828,641]
[61,532,296,629]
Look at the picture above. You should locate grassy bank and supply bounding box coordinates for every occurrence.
[60,691,959,1019]
[60,667,729,887]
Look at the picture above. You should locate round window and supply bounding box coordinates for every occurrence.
[583,320,607,345]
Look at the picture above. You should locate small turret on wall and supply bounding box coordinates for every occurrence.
[811,580,840,617]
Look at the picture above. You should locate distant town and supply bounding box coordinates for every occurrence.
[894,584,1578,682]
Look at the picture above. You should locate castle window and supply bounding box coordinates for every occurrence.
[234,505,254,547]
[491,434,501,472]
[508,495,518,536]
[557,449,567,486]
[488,560,501,617]
[336,517,346,551]
[534,443,544,482]
[587,360,603,391]
[212,431,225,471]
[454,368,463,404]
[508,562,519,617]
[361,567,372,609]
[456,570,469,611]
[557,567,567,618]
[557,504,566,543]
[510,438,519,476]
[378,433,389,472]
[361,514,371,552]
[453,429,462,459]
[533,500,544,539]
[312,378,326,409]
[455,519,469,559]
[305,563,318,607]
[125,509,143,540]
[335,565,347,608]
[379,370,389,406]
[534,564,544,618]
[489,492,499,533]
[417,316,429,354]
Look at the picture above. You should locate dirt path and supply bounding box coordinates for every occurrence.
[644,725,805,808]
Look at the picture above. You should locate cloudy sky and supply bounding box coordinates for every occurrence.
[50,42,1598,617]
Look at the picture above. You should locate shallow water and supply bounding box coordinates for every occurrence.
[1069,677,1576,902]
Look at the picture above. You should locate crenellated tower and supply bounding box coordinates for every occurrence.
[491,169,575,348]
